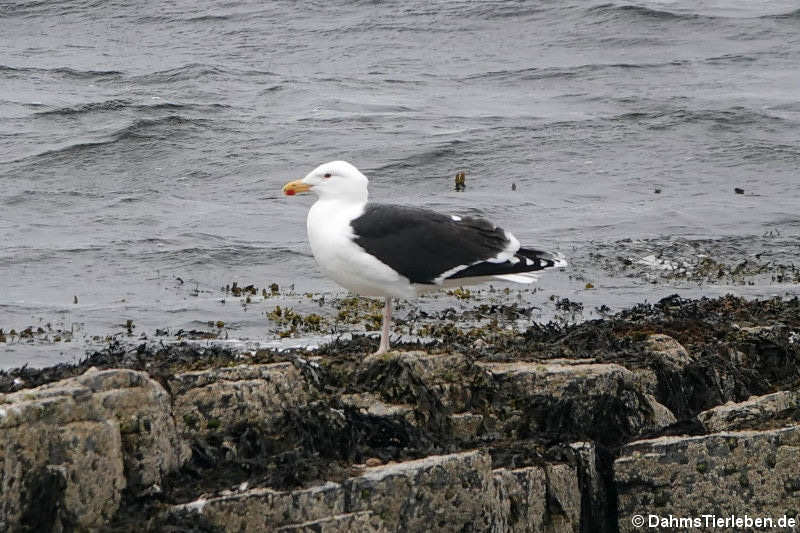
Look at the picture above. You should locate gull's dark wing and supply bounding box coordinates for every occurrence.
[349,203,514,284]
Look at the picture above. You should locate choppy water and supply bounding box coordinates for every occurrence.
[2,0,800,368]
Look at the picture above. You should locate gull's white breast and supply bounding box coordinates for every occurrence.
[306,200,416,298]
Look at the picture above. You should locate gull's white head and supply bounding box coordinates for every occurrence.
[283,160,369,202]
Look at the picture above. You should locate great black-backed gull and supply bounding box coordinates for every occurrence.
[283,161,566,354]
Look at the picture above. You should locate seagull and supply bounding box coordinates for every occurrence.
[283,161,566,355]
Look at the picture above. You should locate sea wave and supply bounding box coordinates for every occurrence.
[0,245,106,267]
[462,60,690,82]
[183,13,232,22]
[32,99,229,118]
[612,107,789,128]
[762,8,800,19]
[2,115,210,165]
[33,99,132,116]
[704,54,758,64]
[734,141,800,163]
[587,3,707,21]
[3,189,106,206]
[0,64,123,80]
[131,245,311,268]
[132,63,276,84]
[370,139,480,174]
[0,0,105,18]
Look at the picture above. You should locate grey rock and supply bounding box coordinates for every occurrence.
[0,418,124,531]
[174,482,345,533]
[698,390,800,432]
[77,367,189,490]
[450,412,485,441]
[546,463,582,532]
[570,441,612,533]
[340,392,415,423]
[616,426,800,533]
[645,334,694,368]
[276,511,388,532]
[491,466,547,533]
[363,351,476,412]
[490,462,581,533]
[170,362,316,435]
[478,360,676,440]
[361,353,676,443]
[627,334,694,397]
[347,450,494,532]
[0,367,187,531]
[175,450,502,532]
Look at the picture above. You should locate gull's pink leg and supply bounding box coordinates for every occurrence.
[374,297,392,355]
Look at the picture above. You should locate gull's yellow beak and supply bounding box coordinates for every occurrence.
[282,179,311,196]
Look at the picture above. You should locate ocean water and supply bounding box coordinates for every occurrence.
[2,0,799,368]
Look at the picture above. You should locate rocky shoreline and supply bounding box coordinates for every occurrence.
[1,294,799,532]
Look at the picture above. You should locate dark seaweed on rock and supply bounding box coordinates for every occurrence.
[123,401,442,526]
[111,500,222,533]
[492,295,800,419]
[268,402,437,470]
[355,356,452,434]
[4,295,800,531]
[4,295,800,410]
[0,342,283,394]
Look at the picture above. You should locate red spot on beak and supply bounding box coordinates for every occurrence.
[285,189,295,196]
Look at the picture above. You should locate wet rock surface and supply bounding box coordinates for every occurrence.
[0,294,798,531]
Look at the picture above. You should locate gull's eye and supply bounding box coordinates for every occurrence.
[323,172,332,179]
